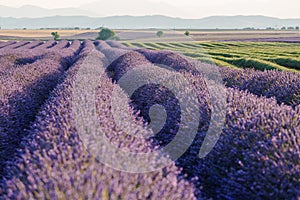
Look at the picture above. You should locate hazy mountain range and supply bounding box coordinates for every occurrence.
[1,5,300,29]
[0,5,95,18]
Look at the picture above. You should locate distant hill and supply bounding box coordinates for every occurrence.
[0,2,183,19]
[1,15,300,29]
[0,5,94,18]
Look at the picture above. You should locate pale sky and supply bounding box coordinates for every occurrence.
[1,0,300,18]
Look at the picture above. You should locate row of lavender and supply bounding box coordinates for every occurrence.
[0,41,199,199]
[0,40,82,180]
[107,41,300,107]
[0,40,299,199]
[0,40,80,67]
[133,48,300,108]
[105,41,299,199]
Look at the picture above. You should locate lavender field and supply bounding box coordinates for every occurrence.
[0,40,299,199]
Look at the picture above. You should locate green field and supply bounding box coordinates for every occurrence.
[124,42,300,72]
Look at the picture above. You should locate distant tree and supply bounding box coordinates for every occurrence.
[296,26,299,30]
[243,27,255,30]
[281,26,286,30]
[96,28,117,40]
[51,32,60,40]
[287,26,295,30]
[184,30,190,36]
[74,27,80,30]
[266,27,275,30]
[156,31,163,38]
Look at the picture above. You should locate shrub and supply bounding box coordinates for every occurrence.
[184,31,190,36]
[51,32,60,41]
[96,28,118,40]
[156,31,164,38]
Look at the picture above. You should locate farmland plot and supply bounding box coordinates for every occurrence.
[0,40,299,200]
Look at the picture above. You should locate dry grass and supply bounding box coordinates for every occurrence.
[189,30,300,41]
[0,29,299,41]
[0,30,98,38]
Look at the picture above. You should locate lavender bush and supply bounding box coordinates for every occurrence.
[220,67,300,107]
[0,40,299,199]
[0,43,199,200]
[117,47,300,199]
[0,41,16,49]
[0,40,82,180]
[137,48,300,107]
[17,41,44,50]
[97,45,299,200]
[177,85,300,199]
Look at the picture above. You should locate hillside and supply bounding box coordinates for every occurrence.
[1,15,300,29]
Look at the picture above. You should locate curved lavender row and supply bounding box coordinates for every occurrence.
[0,51,43,68]
[107,51,183,142]
[101,48,213,200]
[0,40,82,78]
[106,40,136,50]
[137,49,300,107]
[32,40,82,68]
[136,48,197,73]
[1,40,75,56]
[0,41,16,49]
[98,42,205,185]
[0,41,30,51]
[84,40,192,158]
[17,41,44,50]
[106,50,210,147]
[106,40,126,48]
[48,40,70,50]
[0,53,65,178]
[0,41,83,180]
[0,53,27,72]
[48,40,83,69]
[106,40,138,51]
[0,48,40,60]
[107,51,150,81]
[31,40,56,51]
[78,40,94,54]
[111,48,299,198]
[220,67,300,107]
[68,40,81,51]
[95,40,129,63]
[0,42,29,56]
[0,44,199,199]
[176,73,299,199]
